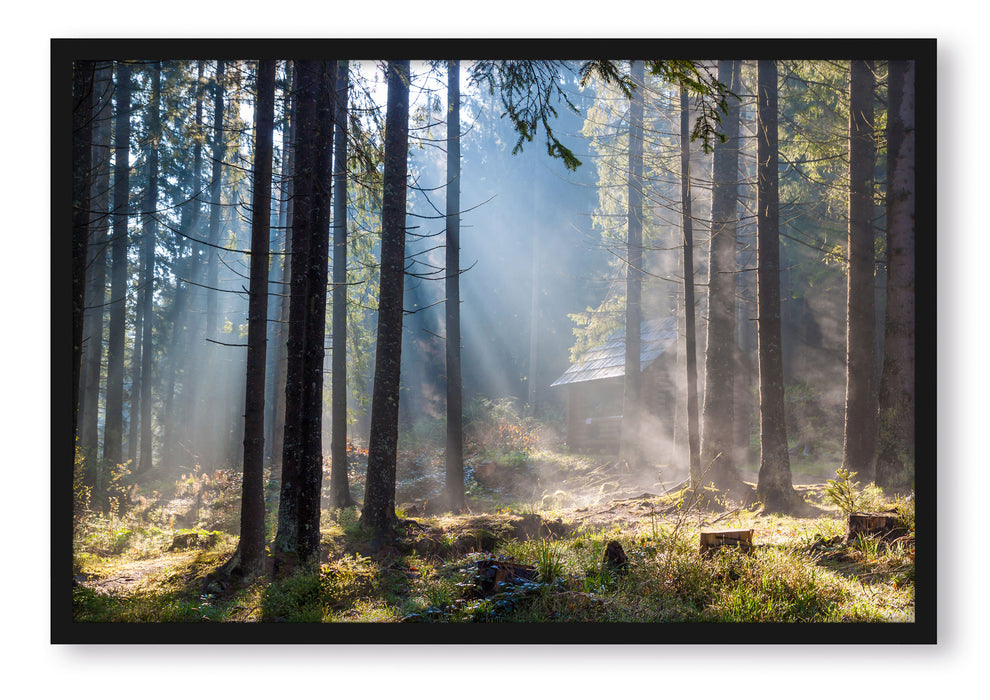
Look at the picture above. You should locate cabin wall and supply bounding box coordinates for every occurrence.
[564,379,622,453]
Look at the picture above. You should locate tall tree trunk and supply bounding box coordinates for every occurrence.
[680,87,702,486]
[164,61,205,470]
[297,60,336,561]
[234,58,276,578]
[138,61,161,474]
[273,60,313,562]
[103,61,131,469]
[269,62,295,471]
[620,60,644,465]
[875,60,915,490]
[81,62,112,465]
[273,60,335,565]
[755,59,795,512]
[842,59,878,481]
[701,59,743,491]
[201,59,226,468]
[330,60,354,508]
[72,60,95,447]
[360,59,411,538]
[444,59,465,512]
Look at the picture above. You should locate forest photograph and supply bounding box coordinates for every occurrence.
[55,39,933,643]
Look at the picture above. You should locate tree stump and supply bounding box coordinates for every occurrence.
[602,540,629,573]
[844,512,908,543]
[474,560,537,597]
[699,529,753,554]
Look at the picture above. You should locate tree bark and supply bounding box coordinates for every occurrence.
[269,62,295,471]
[80,62,113,465]
[274,60,318,562]
[103,61,131,468]
[755,59,795,513]
[875,60,915,490]
[620,60,644,465]
[445,59,466,511]
[297,60,336,561]
[236,58,276,578]
[680,86,702,485]
[164,61,205,470]
[200,59,226,468]
[842,59,878,481]
[138,61,161,474]
[361,60,411,538]
[701,59,743,491]
[72,60,95,447]
[329,60,354,508]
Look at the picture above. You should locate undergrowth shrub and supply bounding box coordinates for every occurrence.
[823,468,887,515]
[465,397,540,456]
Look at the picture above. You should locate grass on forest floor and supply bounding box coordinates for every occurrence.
[71,459,916,625]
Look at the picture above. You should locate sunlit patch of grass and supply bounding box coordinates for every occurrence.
[327,598,400,622]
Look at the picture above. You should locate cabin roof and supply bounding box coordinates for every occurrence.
[550,317,678,387]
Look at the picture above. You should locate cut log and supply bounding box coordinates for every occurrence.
[699,528,753,554]
[845,512,908,543]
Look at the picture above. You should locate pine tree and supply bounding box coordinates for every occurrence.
[72,59,96,445]
[875,60,915,490]
[619,60,644,465]
[329,59,354,508]
[444,59,466,511]
[755,59,797,513]
[137,61,161,473]
[103,61,131,468]
[841,59,878,481]
[233,58,276,577]
[680,86,702,486]
[361,60,411,538]
[701,59,744,491]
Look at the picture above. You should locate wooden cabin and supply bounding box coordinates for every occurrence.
[550,318,679,453]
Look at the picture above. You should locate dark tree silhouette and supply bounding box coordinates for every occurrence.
[199,59,226,468]
[72,59,95,445]
[444,59,466,512]
[269,62,295,470]
[103,61,131,468]
[875,60,916,490]
[80,62,113,464]
[273,60,335,565]
[329,59,354,508]
[619,60,644,465]
[232,58,276,578]
[297,60,336,560]
[361,60,411,538]
[137,61,161,473]
[842,59,878,481]
[755,59,796,513]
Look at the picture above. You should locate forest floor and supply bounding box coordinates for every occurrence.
[71,442,916,626]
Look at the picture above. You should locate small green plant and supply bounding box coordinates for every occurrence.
[533,540,565,583]
[824,468,864,516]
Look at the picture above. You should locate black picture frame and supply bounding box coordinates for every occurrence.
[52,37,936,645]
